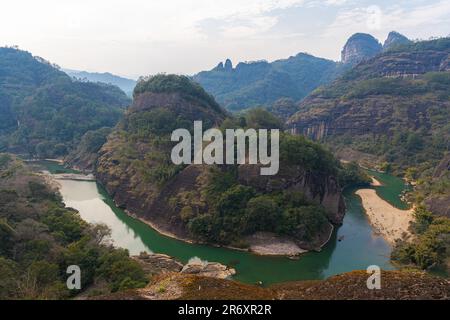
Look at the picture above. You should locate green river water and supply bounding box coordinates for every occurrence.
[41,161,410,285]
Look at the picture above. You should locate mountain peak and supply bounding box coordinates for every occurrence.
[224,59,233,71]
[383,31,411,50]
[341,33,382,65]
[211,59,233,72]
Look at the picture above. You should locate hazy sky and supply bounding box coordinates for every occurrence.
[1,0,449,78]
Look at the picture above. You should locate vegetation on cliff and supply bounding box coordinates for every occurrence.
[392,205,450,274]
[0,154,147,299]
[96,75,345,250]
[340,33,382,65]
[286,36,450,274]
[289,38,450,175]
[0,47,130,158]
[392,154,450,274]
[65,127,113,171]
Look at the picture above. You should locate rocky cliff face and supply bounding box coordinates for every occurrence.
[341,33,382,65]
[424,154,450,218]
[96,76,226,240]
[213,59,233,72]
[288,93,440,141]
[96,75,345,252]
[288,37,450,173]
[383,31,411,51]
[237,164,345,224]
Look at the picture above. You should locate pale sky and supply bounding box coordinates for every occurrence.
[1,0,449,79]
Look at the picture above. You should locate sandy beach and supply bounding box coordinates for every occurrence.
[355,189,413,244]
[245,232,307,256]
[370,176,382,186]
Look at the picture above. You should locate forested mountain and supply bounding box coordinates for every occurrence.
[63,69,136,96]
[0,47,130,158]
[193,53,346,111]
[288,37,450,173]
[286,37,450,272]
[95,75,358,251]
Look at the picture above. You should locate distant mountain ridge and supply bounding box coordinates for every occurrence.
[63,69,136,96]
[193,31,411,112]
[193,53,347,111]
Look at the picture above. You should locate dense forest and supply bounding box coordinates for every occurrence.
[0,154,147,299]
[0,47,130,158]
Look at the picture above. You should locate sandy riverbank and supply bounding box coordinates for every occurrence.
[371,177,382,186]
[245,232,307,256]
[355,189,413,244]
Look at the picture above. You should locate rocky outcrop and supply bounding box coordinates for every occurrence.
[288,37,450,173]
[224,59,233,71]
[425,196,450,219]
[133,252,183,276]
[97,75,346,254]
[354,51,449,79]
[288,94,437,141]
[383,31,411,51]
[433,154,450,179]
[181,257,236,279]
[289,38,450,141]
[133,253,235,280]
[424,154,450,218]
[237,164,345,225]
[341,33,382,65]
[212,59,233,72]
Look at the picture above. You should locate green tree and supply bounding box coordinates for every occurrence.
[244,196,281,233]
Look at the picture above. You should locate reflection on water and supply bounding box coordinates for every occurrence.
[57,177,396,285]
[59,180,150,255]
[369,170,412,210]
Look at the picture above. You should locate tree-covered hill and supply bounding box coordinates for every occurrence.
[0,47,130,158]
[93,74,371,251]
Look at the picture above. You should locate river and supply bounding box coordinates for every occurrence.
[39,161,410,285]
